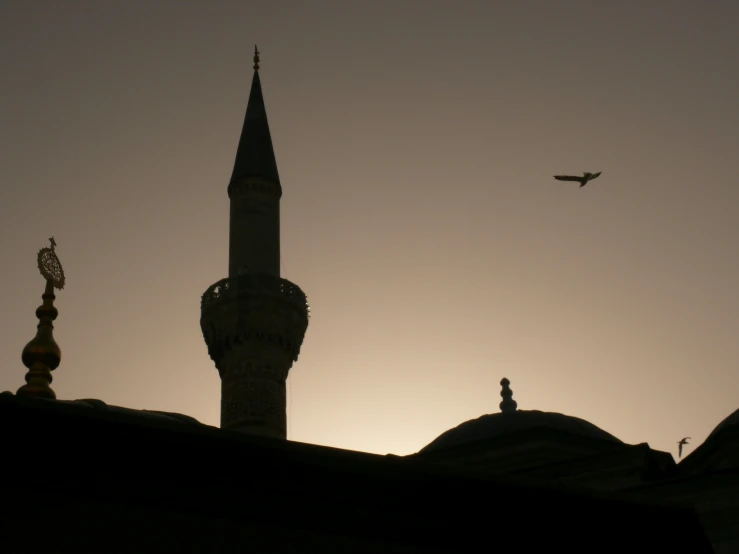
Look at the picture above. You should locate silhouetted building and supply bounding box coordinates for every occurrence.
[0,394,715,553]
[626,409,739,553]
[412,379,739,553]
[0,48,730,553]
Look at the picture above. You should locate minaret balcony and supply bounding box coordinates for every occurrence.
[200,274,309,365]
[202,274,309,320]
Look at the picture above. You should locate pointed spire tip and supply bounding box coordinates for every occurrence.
[253,45,260,71]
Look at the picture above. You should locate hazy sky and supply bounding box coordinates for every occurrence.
[1,1,737,458]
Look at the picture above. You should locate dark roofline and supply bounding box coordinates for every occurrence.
[0,394,714,551]
[0,394,696,510]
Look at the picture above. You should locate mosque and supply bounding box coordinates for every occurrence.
[1,48,735,553]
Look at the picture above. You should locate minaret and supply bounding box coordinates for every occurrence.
[200,46,309,439]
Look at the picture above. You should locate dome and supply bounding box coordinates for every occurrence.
[420,410,622,454]
[706,407,739,440]
[419,378,622,454]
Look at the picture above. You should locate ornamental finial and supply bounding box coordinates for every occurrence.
[38,237,65,290]
[16,237,66,399]
[499,377,518,413]
[253,45,260,71]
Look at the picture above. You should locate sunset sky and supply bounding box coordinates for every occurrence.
[1,1,737,458]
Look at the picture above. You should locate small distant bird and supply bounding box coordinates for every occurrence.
[677,437,691,458]
[553,171,602,188]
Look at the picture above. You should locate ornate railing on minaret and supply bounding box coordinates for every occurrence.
[200,46,309,439]
[16,237,66,400]
[201,274,309,363]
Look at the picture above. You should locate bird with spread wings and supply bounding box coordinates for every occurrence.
[553,171,602,188]
[677,437,691,459]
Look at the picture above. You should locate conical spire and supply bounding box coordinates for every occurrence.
[230,45,280,186]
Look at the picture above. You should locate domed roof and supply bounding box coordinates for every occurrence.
[420,378,622,454]
[706,407,739,440]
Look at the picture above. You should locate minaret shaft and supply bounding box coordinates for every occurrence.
[228,185,280,278]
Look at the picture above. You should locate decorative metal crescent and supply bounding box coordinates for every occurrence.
[37,236,65,289]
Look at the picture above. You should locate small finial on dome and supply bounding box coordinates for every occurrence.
[499,377,517,413]
[253,45,260,71]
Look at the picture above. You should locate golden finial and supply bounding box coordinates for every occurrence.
[253,44,260,71]
[16,238,66,399]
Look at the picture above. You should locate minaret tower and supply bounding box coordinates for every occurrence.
[200,47,309,439]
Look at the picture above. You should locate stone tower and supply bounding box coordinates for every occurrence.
[200,47,309,439]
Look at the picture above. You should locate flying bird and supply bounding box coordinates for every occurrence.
[553,171,602,187]
[677,437,691,458]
